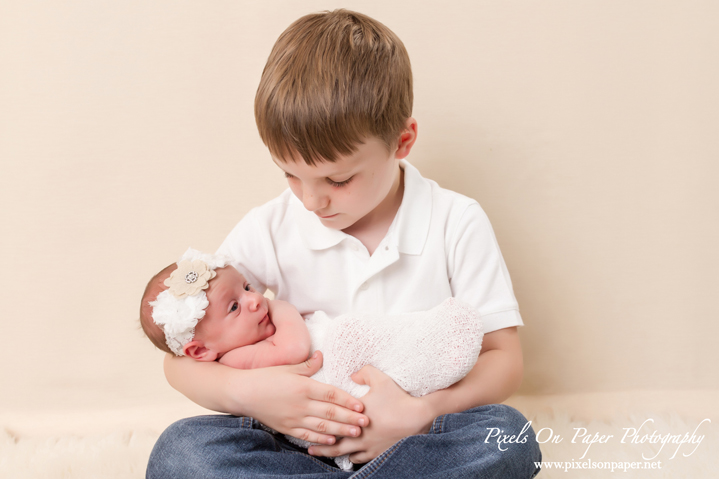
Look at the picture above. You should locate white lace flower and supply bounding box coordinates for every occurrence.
[150,290,209,356]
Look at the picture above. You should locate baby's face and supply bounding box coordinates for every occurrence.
[194,266,275,354]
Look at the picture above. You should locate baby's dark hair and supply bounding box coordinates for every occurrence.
[139,263,177,354]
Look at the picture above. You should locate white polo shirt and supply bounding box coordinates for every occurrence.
[217,160,523,333]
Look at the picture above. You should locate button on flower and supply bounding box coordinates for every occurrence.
[164,259,216,298]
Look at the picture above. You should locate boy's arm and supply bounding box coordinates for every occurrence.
[422,326,522,413]
[164,351,369,445]
[219,300,312,369]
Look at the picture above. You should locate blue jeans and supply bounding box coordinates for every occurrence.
[147,404,541,478]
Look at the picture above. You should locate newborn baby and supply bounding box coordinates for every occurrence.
[140,248,483,470]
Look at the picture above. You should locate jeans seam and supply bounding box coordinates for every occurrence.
[349,438,407,478]
[187,415,256,429]
[431,414,445,434]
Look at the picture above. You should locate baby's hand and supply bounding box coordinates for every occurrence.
[267,299,302,326]
[219,299,310,369]
[264,299,311,366]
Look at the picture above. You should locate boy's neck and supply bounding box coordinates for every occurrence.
[342,165,405,256]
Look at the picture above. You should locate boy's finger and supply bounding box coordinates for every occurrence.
[303,410,365,437]
[349,451,373,465]
[306,397,368,427]
[308,383,364,415]
[308,437,363,458]
[288,351,323,376]
[287,428,337,447]
[350,365,375,386]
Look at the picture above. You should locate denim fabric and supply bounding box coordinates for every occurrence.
[147,404,541,478]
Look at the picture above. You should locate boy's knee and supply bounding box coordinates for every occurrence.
[147,417,202,478]
[147,415,256,479]
[493,404,532,430]
[483,405,542,474]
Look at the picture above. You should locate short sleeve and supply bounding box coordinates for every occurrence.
[448,202,523,333]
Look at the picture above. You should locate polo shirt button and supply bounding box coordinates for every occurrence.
[359,282,369,291]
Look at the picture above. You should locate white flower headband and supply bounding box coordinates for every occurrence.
[150,248,230,356]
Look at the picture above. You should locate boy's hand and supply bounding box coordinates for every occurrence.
[307,365,435,464]
[239,351,369,446]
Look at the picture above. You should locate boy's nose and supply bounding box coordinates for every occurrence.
[302,189,328,212]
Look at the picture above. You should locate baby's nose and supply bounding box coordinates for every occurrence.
[245,292,263,311]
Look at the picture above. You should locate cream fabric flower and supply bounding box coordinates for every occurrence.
[164,259,216,298]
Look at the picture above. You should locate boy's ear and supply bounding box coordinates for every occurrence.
[183,340,219,362]
[395,117,418,160]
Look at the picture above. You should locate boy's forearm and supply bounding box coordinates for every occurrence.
[164,353,247,415]
[422,327,523,418]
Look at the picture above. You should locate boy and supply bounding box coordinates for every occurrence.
[148,9,541,478]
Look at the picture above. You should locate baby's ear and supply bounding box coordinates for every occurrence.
[183,340,219,362]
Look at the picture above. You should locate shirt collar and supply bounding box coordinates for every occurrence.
[292,159,432,254]
[292,195,347,250]
[392,160,432,255]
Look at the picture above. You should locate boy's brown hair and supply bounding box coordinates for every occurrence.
[139,263,177,354]
[255,9,413,164]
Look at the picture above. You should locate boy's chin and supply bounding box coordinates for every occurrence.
[319,214,356,230]
[318,214,342,225]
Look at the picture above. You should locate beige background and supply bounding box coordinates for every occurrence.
[1,0,717,433]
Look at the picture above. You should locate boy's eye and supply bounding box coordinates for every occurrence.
[230,302,238,313]
[284,172,295,180]
[327,176,353,188]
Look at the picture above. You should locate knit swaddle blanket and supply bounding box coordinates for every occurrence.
[282,297,484,471]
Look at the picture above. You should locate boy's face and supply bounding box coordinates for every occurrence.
[275,137,402,231]
[194,266,274,354]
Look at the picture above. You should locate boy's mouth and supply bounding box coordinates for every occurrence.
[318,213,338,219]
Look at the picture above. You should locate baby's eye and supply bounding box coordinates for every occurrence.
[244,283,252,292]
[327,176,353,188]
[230,302,238,313]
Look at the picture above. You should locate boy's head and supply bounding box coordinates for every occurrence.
[139,249,273,361]
[255,9,413,164]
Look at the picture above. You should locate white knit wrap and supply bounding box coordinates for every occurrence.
[279,297,484,471]
[149,248,230,356]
